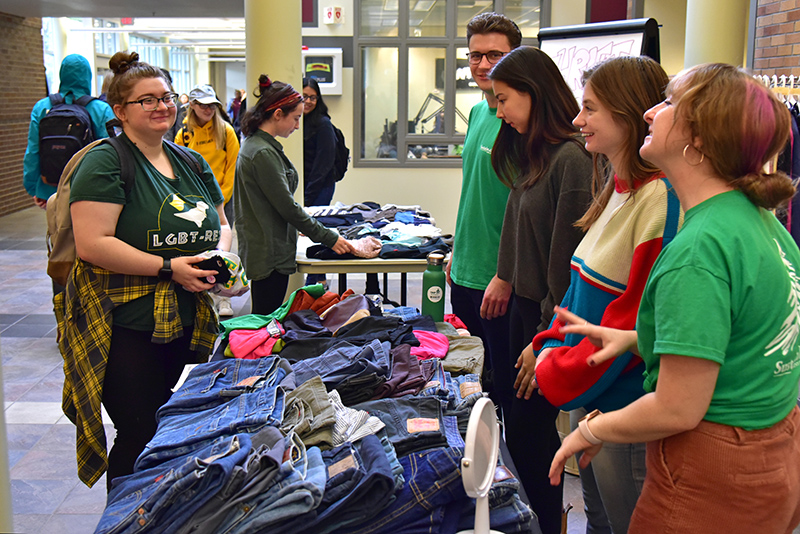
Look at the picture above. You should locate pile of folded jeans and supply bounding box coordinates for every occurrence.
[94,296,538,534]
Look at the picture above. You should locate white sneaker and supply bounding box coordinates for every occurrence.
[217,298,234,317]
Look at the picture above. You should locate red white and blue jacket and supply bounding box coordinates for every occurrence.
[533,175,682,412]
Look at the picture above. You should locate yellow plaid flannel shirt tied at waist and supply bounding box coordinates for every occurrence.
[54,258,218,487]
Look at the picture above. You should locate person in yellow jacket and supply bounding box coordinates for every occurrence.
[176,84,240,316]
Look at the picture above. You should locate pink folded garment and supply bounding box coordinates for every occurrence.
[410,330,450,360]
[229,323,285,359]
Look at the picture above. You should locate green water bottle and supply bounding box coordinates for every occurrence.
[421,251,446,321]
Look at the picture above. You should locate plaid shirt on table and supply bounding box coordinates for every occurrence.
[54,259,218,487]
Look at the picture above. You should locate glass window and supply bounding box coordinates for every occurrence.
[362,48,399,160]
[505,0,541,39]
[168,47,193,95]
[456,1,495,37]
[41,18,57,94]
[408,48,446,134]
[93,19,120,56]
[409,0,446,38]
[356,1,540,167]
[408,143,462,159]
[130,35,163,68]
[361,0,399,37]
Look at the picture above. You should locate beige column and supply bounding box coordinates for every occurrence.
[684,0,749,68]
[244,0,304,166]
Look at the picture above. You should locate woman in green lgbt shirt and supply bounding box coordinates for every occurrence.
[66,51,231,489]
[548,64,800,533]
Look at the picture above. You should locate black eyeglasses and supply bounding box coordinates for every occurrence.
[304,95,318,102]
[126,92,179,111]
[467,51,507,65]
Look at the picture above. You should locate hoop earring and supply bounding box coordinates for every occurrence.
[683,144,705,166]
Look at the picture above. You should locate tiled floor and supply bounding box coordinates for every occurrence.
[0,206,588,534]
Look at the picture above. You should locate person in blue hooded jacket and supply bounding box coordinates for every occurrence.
[23,54,116,208]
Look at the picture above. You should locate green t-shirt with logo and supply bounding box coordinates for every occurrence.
[70,134,224,330]
[450,100,510,290]
[637,190,800,430]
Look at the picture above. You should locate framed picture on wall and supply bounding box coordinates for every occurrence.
[302,47,343,95]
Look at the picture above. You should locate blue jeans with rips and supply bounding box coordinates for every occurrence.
[97,433,251,534]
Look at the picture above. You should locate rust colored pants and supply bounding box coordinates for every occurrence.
[630,406,800,534]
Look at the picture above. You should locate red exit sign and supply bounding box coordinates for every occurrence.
[120,17,134,26]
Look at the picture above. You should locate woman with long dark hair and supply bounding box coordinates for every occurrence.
[234,75,352,315]
[482,45,594,534]
[302,77,338,207]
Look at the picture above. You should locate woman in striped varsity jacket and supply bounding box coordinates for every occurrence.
[520,57,683,534]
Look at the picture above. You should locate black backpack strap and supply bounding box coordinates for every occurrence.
[105,118,122,138]
[164,139,203,177]
[49,93,64,106]
[75,95,97,107]
[104,137,136,196]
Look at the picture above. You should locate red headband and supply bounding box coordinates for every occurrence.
[265,93,303,113]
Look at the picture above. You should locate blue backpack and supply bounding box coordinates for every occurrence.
[39,93,97,185]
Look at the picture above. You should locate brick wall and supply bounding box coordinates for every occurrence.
[0,13,45,218]
[754,0,800,75]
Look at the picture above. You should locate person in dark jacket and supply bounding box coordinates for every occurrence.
[302,77,337,207]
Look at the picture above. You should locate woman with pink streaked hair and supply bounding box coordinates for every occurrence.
[548,63,800,534]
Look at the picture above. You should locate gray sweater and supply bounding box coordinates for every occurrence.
[497,140,593,331]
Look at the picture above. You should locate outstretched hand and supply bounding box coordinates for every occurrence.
[554,306,639,367]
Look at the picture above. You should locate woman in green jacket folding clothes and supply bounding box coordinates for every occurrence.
[234,75,353,316]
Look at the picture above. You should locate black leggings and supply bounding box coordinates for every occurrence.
[250,271,290,315]
[102,325,201,491]
[504,293,563,534]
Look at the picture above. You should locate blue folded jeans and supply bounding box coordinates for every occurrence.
[291,338,391,388]
[136,373,287,471]
[352,396,450,457]
[175,426,287,534]
[216,434,327,534]
[157,357,289,417]
[96,433,251,534]
[344,447,467,534]
[286,433,397,534]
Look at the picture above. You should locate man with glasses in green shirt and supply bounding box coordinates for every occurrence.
[447,13,520,420]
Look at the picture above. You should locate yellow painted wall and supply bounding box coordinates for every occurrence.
[644,0,688,75]
[551,0,586,27]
